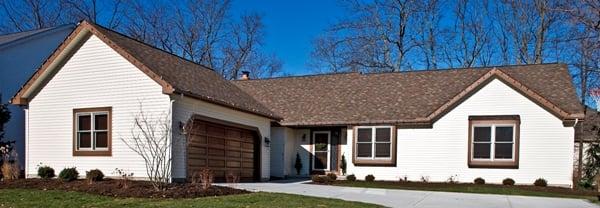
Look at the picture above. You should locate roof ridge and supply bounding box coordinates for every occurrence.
[237,63,566,81]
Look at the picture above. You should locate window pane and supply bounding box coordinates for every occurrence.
[314,152,328,169]
[495,126,513,142]
[95,132,108,148]
[95,114,108,130]
[375,128,391,142]
[357,143,372,157]
[473,127,491,142]
[375,143,390,157]
[79,132,91,148]
[78,115,91,131]
[314,133,328,151]
[357,128,372,142]
[473,143,491,159]
[495,143,513,159]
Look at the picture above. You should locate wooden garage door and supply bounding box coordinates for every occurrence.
[187,120,258,181]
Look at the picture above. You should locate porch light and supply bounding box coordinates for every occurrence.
[264,137,271,147]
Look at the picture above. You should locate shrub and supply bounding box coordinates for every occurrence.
[365,174,375,182]
[37,166,55,179]
[446,175,458,184]
[346,174,356,181]
[534,178,547,187]
[474,177,485,185]
[58,167,79,182]
[311,175,332,184]
[340,154,347,175]
[294,153,302,175]
[327,173,337,181]
[502,178,515,186]
[113,168,134,189]
[1,161,19,180]
[86,169,104,183]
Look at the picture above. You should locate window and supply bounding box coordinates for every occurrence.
[353,126,396,166]
[468,115,520,168]
[73,107,112,156]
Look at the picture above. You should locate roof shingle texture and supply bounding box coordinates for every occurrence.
[90,24,280,119]
[234,64,583,126]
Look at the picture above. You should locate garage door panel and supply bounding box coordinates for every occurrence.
[187,119,258,181]
[227,150,241,158]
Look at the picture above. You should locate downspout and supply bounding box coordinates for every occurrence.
[168,99,175,183]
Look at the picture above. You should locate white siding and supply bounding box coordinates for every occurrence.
[270,127,286,177]
[342,79,575,187]
[170,96,272,180]
[26,35,171,178]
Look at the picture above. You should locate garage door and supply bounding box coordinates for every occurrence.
[187,119,259,181]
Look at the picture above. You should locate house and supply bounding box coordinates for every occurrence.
[0,24,75,167]
[11,21,585,187]
[573,107,599,179]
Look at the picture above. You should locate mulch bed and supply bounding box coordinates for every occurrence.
[0,179,249,198]
[313,180,599,197]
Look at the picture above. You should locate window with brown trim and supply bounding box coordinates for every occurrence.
[468,115,520,168]
[353,126,396,166]
[73,107,112,156]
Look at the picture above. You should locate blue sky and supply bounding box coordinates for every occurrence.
[231,0,344,75]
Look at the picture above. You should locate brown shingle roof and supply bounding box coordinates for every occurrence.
[234,64,584,126]
[576,107,599,142]
[11,21,280,120]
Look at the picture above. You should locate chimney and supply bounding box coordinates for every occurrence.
[241,71,250,80]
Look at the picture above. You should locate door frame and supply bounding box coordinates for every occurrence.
[312,131,331,171]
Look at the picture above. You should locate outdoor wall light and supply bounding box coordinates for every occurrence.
[264,137,271,147]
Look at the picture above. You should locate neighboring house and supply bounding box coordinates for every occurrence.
[11,21,585,187]
[0,24,75,167]
[573,107,599,179]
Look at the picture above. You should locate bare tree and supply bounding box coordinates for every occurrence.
[60,0,125,29]
[0,0,65,33]
[121,103,173,191]
[496,0,563,64]
[311,0,423,73]
[123,0,175,53]
[416,0,443,70]
[443,0,491,68]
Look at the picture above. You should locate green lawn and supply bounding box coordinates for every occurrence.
[332,180,598,201]
[0,188,381,208]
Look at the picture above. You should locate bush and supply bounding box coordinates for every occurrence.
[534,178,547,187]
[58,167,79,182]
[474,177,485,185]
[311,175,332,184]
[578,179,593,190]
[502,178,515,186]
[37,166,55,179]
[326,173,337,181]
[86,169,104,183]
[346,174,356,181]
[365,174,375,182]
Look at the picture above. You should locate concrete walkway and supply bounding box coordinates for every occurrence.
[224,180,598,208]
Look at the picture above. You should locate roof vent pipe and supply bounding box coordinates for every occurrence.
[241,71,250,80]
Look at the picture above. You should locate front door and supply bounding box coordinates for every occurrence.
[312,131,331,171]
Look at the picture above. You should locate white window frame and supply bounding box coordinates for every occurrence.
[471,124,516,162]
[76,111,109,151]
[312,131,331,171]
[355,126,393,160]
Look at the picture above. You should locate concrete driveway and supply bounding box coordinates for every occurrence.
[225,180,598,208]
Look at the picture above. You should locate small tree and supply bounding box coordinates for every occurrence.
[294,153,302,175]
[583,125,600,190]
[121,103,173,191]
[340,154,347,175]
[0,94,14,166]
